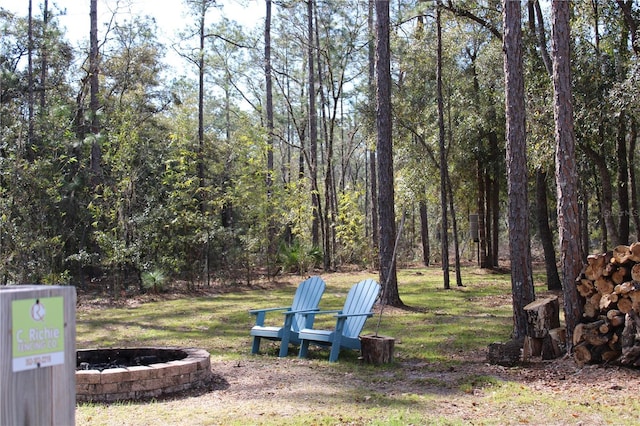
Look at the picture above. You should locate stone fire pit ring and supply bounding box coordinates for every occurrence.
[76,347,212,402]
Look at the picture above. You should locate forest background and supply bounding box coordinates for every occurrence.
[1,0,639,327]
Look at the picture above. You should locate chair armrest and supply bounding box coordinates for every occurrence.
[335,312,374,319]
[304,309,342,315]
[249,306,290,315]
[249,306,291,327]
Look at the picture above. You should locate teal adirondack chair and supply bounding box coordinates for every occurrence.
[249,276,326,357]
[298,278,381,362]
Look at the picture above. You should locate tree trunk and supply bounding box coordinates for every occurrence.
[535,169,562,290]
[27,0,34,160]
[583,145,618,249]
[420,198,430,267]
[308,0,320,249]
[629,121,640,241]
[375,0,402,307]
[617,112,630,244]
[477,161,489,268]
[368,0,379,261]
[489,130,500,268]
[40,0,49,111]
[89,0,102,183]
[552,0,584,350]
[436,5,450,289]
[265,0,277,272]
[503,0,535,339]
[447,174,463,286]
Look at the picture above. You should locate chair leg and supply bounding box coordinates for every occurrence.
[251,336,261,354]
[298,340,309,358]
[328,343,341,362]
[278,337,290,357]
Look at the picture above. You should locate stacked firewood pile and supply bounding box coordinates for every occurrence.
[574,243,640,366]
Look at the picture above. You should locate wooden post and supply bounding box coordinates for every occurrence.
[0,285,76,425]
[360,334,394,365]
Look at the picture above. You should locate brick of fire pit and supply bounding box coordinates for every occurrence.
[76,347,212,402]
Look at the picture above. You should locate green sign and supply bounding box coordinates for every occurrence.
[12,296,65,372]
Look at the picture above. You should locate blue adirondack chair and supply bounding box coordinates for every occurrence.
[249,276,326,357]
[297,278,381,362]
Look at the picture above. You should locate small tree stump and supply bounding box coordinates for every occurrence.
[487,339,523,366]
[360,334,394,365]
[524,296,560,338]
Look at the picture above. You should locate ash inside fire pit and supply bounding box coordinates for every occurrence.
[77,347,187,371]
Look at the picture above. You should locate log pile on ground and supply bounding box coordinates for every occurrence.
[574,243,640,366]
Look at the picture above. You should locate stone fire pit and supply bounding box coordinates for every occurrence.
[76,347,212,402]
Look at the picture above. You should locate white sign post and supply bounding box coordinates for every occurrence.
[1,286,76,425]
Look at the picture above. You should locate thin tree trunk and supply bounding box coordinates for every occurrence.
[583,144,618,248]
[40,0,49,111]
[89,0,101,183]
[420,198,430,266]
[27,0,34,160]
[629,121,640,240]
[477,161,488,268]
[617,112,630,244]
[552,0,584,349]
[436,5,450,289]
[447,175,463,286]
[503,0,535,339]
[535,168,562,290]
[308,0,320,249]
[265,0,277,273]
[484,171,493,267]
[489,131,500,268]
[368,0,379,260]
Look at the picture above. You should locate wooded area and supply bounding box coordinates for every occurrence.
[1,1,639,322]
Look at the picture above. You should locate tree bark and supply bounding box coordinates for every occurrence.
[552,0,584,350]
[503,0,535,339]
[375,0,402,307]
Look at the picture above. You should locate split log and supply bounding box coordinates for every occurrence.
[595,276,615,295]
[574,342,592,366]
[599,293,618,311]
[543,327,566,360]
[612,266,629,285]
[613,245,631,264]
[618,296,633,314]
[607,309,625,327]
[577,278,595,297]
[584,293,601,319]
[522,336,542,361]
[632,263,640,282]
[614,281,635,295]
[585,254,607,280]
[630,242,640,262]
[523,297,560,338]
